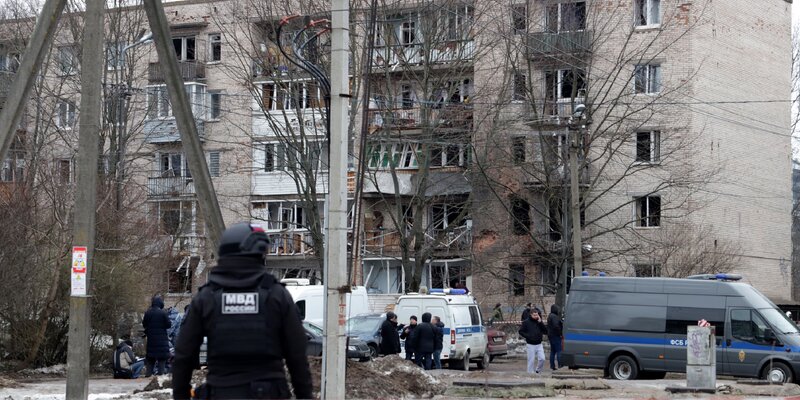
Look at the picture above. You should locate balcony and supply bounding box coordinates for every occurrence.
[148,61,206,82]
[523,162,590,188]
[170,234,205,256]
[528,98,585,127]
[362,224,472,256]
[147,174,195,198]
[371,40,475,68]
[367,104,473,131]
[266,230,315,256]
[527,31,591,62]
[144,119,205,144]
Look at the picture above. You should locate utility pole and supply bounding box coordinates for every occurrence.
[142,0,225,252]
[569,124,583,279]
[65,0,103,397]
[0,0,66,174]
[322,0,349,397]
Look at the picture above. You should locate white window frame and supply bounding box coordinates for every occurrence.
[445,5,473,40]
[208,151,220,177]
[262,140,327,172]
[1,150,24,182]
[399,18,417,46]
[147,83,207,120]
[545,1,587,33]
[634,194,661,228]
[634,64,661,94]
[106,41,126,70]
[57,45,77,75]
[0,51,19,72]
[367,142,419,170]
[430,143,469,168]
[634,0,661,28]
[157,152,191,178]
[56,99,76,129]
[511,71,527,102]
[633,263,661,277]
[546,69,587,100]
[430,202,468,232]
[172,36,197,61]
[261,81,321,112]
[634,130,660,163]
[208,33,222,62]
[258,201,322,231]
[208,90,222,120]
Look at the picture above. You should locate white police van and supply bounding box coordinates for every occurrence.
[394,289,489,370]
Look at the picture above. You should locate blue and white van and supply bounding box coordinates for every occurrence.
[394,289,489,370]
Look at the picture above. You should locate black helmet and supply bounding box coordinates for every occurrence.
[218,222,270,258]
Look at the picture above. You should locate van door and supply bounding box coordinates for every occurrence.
[469,305,487,355]
[725,309,778,378]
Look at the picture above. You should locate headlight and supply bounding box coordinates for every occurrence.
[348,346,356,351]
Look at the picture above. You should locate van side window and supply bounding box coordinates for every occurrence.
[296,300,306,320]
[731,309,772,346]
[469,306,481,325]
[666,307,725,337]
[453,306,471,326]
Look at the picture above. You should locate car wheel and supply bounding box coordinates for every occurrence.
[762,361,794,384]
[489,354,495,362]
[609,355,638,380]
[477,349,490,370]
[368,344,378,359]
[461,350,470,371]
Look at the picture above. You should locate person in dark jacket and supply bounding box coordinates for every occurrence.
[491,303,504,323]
[410,313,436,370]
[547,304,564,370]
[142,295,171,377]
[113,339,144,379]
[400,316,418,362]
[521,302,532,322]
[379,312,401,356]
[431,316,445,369]
[171,222,312,399]
[519,308,547,374]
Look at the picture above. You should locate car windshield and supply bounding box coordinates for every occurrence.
[760,308,800,334]
[347,316,382,333]
[303,322,324,336]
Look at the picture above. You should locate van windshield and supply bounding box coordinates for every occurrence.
[760,308,800,334]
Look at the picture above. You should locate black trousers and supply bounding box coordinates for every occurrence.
[195,379,291,400]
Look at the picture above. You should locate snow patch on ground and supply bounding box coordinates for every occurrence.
[19,364,67,375]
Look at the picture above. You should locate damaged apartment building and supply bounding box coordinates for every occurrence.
[0,0,793,311]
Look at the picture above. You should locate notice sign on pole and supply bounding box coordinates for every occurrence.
[71,246,88,296]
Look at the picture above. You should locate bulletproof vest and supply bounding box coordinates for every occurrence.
[205,275,283,369]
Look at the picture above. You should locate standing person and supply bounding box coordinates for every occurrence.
[491,303,504,323]
[521,302,532,322]
[379,312,401,355]
[547,304,564,370]
[171,222,312,399]
[400,316,418,362]
[432,316,445,369]
[113,339,144,379]
[519,308,548,374]
[142,295,171,377]
[411,313,436,370]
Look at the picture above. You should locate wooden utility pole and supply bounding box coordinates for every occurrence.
[321,0,350,397]
[66,0,103,397]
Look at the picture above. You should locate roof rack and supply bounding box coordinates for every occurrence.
[686,273,743,282]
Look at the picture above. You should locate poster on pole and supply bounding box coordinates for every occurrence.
[71,246,87,296]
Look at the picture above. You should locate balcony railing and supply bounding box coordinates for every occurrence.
[362,224,472,255]
[367,104,473,131]
[527,30,591,60]
[148,61,206,82]
[266,230,315,256]
[147,175,195,198]
[144,119,205,143]
[170,234,205,256]
[529,98,585,126]
[372,40,475,68]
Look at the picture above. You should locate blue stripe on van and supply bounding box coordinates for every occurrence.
[455,326,482,334]
[565,333,666,346]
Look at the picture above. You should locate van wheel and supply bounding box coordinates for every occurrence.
[455,350,470,371]
[762,361,793,384]
[609,355,638,380]
[477,350,490,370]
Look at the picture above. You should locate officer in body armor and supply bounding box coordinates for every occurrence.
[172,222,312,399]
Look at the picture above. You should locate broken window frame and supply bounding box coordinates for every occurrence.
[208,33,222,62]
[509,264,525,296]
[634,0,661,27]
[635,130,661,163]
[511,4,527,34]
[545,1,586,33]
[634,64,661,94]
[634,195,661,227]
[633,263,661,277]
